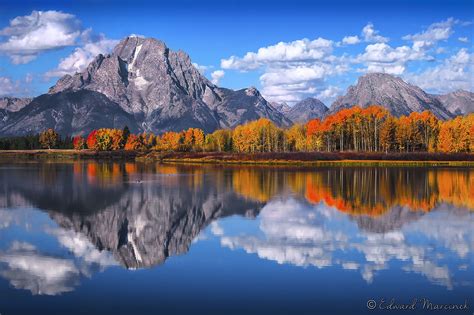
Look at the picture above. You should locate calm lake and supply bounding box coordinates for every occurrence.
[0,161,472,315]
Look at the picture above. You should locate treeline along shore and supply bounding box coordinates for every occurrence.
[0,105,473,164]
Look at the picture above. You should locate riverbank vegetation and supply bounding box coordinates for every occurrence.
[1,106,473,155]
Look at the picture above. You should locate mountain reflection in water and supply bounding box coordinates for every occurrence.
[0,162,472,298]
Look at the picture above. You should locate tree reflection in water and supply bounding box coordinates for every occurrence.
[0,161,472,295]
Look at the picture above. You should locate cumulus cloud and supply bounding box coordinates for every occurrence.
[221,37,334,70]
[0,75,33,97]
[405,48,473,93]
[0,241,80,295]
[458,37,469,43]
[316,86,342,103]
[341,35,361,45]
[218,18,470,102]
[45,35,118,78]
[192,62,209,74]
[210,222,224,236]
[47,227,117,268]
[362,23,389,43]
[0,77,19,96]
[210,69,225,85]
[259,63,347,103]
[356,42,429,75]
[403,18,457,51]
[0,10,83,64]
[218,198,472,288]
[220,37,346,104]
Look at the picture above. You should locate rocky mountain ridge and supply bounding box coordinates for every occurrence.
[329,73,454,119]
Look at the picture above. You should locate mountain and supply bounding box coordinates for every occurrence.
[286,97,328,123]
[0,97,32,132]
[330,73,453,119]
[0,35,288,136]
[270,101,291,114]
[0,97,31,112]
[434,90,474,115]
[0,90,140,136]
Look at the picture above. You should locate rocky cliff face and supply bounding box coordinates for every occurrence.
[286,97,328,123]
[0,97,31,112]
[434,90,474,115]
[330,73,453,119]
[0,90,140,136]
[0,97,32,131]
[270,102,291,115]
[28,36,288,136]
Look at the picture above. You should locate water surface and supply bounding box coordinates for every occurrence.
[0,162,472,314]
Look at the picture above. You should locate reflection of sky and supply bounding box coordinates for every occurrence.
[216,198,473,290]
[0,198,472,298]
[0,207,117,295]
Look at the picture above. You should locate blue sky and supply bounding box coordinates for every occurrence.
[0,0,472,105]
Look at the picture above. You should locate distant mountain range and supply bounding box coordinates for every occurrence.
[0,36,472,136]
[433,90,474,116]
[285,97,328,123]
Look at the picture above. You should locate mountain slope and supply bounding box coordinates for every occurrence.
[0,90,140,136]
[270,101,291,114]
[0,97,31,112]
[286,97,328,123]
[330,73,453,119]
[434,90,474,115]
[43,36,290,135]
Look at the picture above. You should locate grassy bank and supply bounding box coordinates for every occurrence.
[143,151,474,167]
[1,150,473,166]
[0,149,139,160]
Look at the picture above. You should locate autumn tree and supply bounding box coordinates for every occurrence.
[182,128,205,151]
[379,116,397,153]
[124,134,146,151]
[285,123,307,151]
[205,129,233,152]
[87,130,98,150]
[305,119,324,151]
[110,129,125,150]
[39,129,59,149]
[95,129,113,151]
[73,136,86,150]
[438,115,472,153]
[156,131,182,151]
[122,126,130,144]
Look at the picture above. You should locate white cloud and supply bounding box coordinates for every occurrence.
[342,35,361,45]
[220,37,346,104]
[259,62,348,103]
[210,69,225,85]
[0,242,80,295]
[0,75,32,96]
[0,76,18,96]
[48,227,117,267]
[45,35,118,78]
[218,198,472,288]
[221,37,334,70]
[458,37,469,43]
[261,65,330,86]
[356,42,428,75]
[0,10,83,64]
[192,62,209,74]
[405,48,474,93]
[403,18,457,51]
[317,86,342,103]
[362,23,389,43]
[210,222,224,236]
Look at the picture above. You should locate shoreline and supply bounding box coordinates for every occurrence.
[0,150,473,166]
